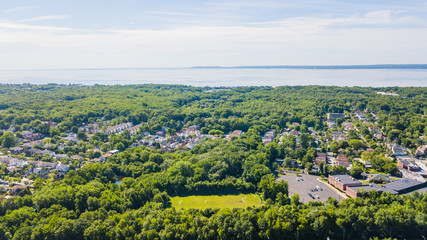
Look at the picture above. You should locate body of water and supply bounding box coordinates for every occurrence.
[0,68,426,87]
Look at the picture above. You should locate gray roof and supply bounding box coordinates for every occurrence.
[348,183,383,192]
[330,174,361,185]
[369,174,391,182]
[382,179,425,193]
[348,183,399,195]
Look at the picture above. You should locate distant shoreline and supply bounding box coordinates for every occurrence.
[0,67,426,87]
[1,64,427,72]
[191,64,427,70]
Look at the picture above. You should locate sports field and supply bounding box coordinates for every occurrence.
[171,194,263,209]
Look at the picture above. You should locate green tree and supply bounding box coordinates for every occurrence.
[115,142,125,151]
[350,165,363,178]
[1,131,15,148]
[71,126,79,134]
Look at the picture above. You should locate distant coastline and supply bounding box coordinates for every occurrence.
[1,64,427,72]
[0,67,426,87]
[191,64,427,69]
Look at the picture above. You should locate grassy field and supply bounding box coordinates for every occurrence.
[171,194,263,209]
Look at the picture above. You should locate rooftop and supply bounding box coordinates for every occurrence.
[382,179,425,193]
[348,183,398,195]
[330,174,361,185]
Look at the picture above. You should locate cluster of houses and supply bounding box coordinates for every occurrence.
[0,183,30,197]
[324,111,426,196]
[377,92,399,97]
[369,126,387,141]
[0,156,71,198]
[1,110,425,200]
[129,125,219,152]
[328,174,426,198]
[262,129,276,144]
[0,156,70,176]
[103,122,134,135]
[312,152,351,173]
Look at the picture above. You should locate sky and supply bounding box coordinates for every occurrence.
[0,0,427,69]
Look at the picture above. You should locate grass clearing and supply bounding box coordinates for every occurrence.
[171,194,263,209]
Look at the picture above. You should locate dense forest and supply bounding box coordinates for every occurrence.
[0,84,426,239]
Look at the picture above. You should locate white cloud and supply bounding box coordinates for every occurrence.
[3,6,37,13]
[147,11,204,17]
[0,20,72,31]
[0,10,426,69]
[18,15,69,23]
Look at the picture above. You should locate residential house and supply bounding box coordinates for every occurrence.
[227,130,243,140]
[289,129,299,137]
[332,132,346,142]
[7,166,20,173]
[327,113,345,120]
[9,185,28,196]
[392,144,406,156]
[10,147,24,154]
[56,163,70,172]
[262,129,276,144]
[9,159,29,168]
[155,131,166,138]
[326,120,335,129]
[55,154,69,161]
[71,155,85,162]
[104,122,133,135]
[25,133,44,141]
[31,167,48,177]
[315,153,327,165]
[27,148,55,157]
[41,121,58,127]
[108,150,120,155]
[355,111,366,120]
[415,145,427,157]
[21,131,33,138]
[22,140,43,149]
[335,154,350,167]
[368,126,379,132]
[100,153,112,161]
[89,158,102,163]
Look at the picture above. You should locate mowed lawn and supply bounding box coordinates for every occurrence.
[171,194,263,209]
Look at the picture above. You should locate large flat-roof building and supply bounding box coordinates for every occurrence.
[398,158,421,171]
[382,179,426,194]
[328,174,362,191]
[346,184,398,198]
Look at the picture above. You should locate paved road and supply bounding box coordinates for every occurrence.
[278,172,346,204]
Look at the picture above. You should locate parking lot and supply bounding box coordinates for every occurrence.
[278,171,346,204]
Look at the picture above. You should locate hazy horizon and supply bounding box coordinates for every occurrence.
[1,68,426,87]
[1,0,427,70]
[1,64,427,71]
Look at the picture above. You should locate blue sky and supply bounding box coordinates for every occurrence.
[1,0,427,69]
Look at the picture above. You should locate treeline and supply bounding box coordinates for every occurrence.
[1,190,426,239]
[0,138,426,239]
[0,85,425,149]
[0,84,426,239]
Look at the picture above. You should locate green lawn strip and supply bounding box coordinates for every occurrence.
[171,194,262,209]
